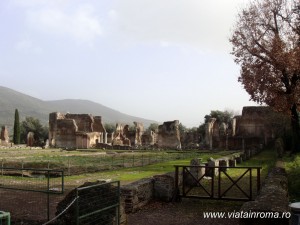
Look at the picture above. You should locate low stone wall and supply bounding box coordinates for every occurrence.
[153,174,175,202]
[121,178,154,213]
[239,167,289,225]
[121,172,178,214]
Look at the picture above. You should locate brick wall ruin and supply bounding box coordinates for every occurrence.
[0,126,10,147]
[49,112,107,149]
[157,120,181,149]
[204,106,289,150]
[111,122,145,148]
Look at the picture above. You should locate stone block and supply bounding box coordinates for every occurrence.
[229,159,236,167]
[205,158,219,177]
[235,156,242,164]
[153,174,174,202]
[121,178,154,213]
[219,159,228,172]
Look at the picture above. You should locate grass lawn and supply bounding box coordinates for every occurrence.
[62,149,277,189]
[63,151,238,186]
[0,148,278,190]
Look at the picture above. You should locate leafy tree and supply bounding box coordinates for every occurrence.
[13,109,20,144]
[146,123,159,133]
[230,0,300,151]
[204,110,234,124]
[178,123,187,133]
[104,123,116,133]
[20,117,48,146]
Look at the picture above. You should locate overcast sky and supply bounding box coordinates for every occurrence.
[0,0,258,127]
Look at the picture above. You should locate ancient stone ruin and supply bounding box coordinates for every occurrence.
[112,123,131,147]
[47,106,285,150]
[157,120,181,149]
[204,106,289,150]
[49,112,107,149]
[27,132,34,147]
[111,122,145,148]
[0,126,10,147]
[141,130,157,147]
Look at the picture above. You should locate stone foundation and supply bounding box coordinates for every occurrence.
[121,173,179,213]
[121,178,154,213]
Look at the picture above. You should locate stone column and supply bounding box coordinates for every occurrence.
[104,132,107,144]
[100,132,103,143]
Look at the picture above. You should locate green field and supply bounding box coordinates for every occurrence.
[0,148,239,185]
[0,148,278,189]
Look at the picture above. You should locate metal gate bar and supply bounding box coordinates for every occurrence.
[174,165,261,201]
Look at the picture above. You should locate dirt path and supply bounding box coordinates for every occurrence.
[127,199,243,225]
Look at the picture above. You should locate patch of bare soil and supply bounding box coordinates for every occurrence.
[0,189,67,225]
[127,199,243,225]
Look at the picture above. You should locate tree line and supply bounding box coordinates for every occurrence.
[12,109,48,146]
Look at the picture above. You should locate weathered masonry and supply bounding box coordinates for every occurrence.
[157,120,181,149]
[49,112,107,149]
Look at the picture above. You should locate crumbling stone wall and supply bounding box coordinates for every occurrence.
[27,132,35,147]
[134,122,144,146]
[205,118,217,150]
[204,106,289,150]
[180,130,200,149]
[49,112,107,149]
[235,107,270,138]
[112,123,131,146]
[121,178,154,213]
[153,174,175,202]
[0,126,10,146]
[141,131,157,147]
[234,106,288,147]
[157,120,181,149]
[121,173,178,214]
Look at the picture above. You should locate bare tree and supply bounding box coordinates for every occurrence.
[230,0,300,151]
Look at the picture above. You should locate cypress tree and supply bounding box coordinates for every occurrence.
[13,109,20,144]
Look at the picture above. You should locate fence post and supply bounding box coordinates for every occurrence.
[62,170,65,193]
[21,160,24,177]
[174,166,179,201]
[76,188,79,225]
[218,167,221,199]
[116,181,120,225]
[68,159,71,176]
[47,170,50,221]
[250,168,253,200]
[1,159,3,175]
[132,155,134,167]
[257,167,261,193]
[211,168,215,199]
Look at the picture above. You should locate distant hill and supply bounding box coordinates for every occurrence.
[0,86,157,129]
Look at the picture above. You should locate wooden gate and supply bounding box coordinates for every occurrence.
[174,165,261,201]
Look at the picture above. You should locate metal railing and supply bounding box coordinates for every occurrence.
[76,181,120,225]
[174,165,261,201]
[0,167,64,222]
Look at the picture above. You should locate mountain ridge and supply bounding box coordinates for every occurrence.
[0,86,157,128]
